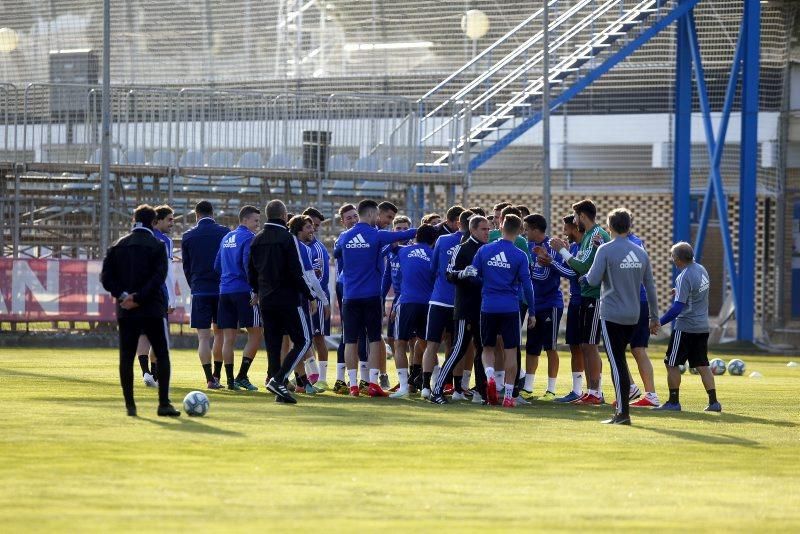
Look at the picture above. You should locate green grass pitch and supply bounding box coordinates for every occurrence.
[1,347,798,531]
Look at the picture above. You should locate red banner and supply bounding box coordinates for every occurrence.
[0,258,191,323]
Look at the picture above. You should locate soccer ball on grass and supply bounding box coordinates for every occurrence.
[183,391,210,416]
[727,359,746,376]
[709,358,727,376]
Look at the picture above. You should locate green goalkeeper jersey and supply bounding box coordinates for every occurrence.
[567,224,610,299]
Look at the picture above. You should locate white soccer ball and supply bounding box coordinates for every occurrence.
[727,358,746,376]
[678,363,688,374]
[710,358,727,376]
[183,390,209,416]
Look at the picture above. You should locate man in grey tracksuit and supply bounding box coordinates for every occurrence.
[584,208,660,425]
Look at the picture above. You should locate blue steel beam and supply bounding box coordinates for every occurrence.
[468,0,703,173]
[686,12,740,307]
[693,21,743,262]
[738,0,760,342]
[673,2,692,254]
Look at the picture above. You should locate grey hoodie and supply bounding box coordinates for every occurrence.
[585,236,659,325]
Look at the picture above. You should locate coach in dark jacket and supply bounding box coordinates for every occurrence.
[248,199,315,403]
[101,204,180,417]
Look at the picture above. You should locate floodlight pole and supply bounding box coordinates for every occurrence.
[100,0,111,255]
[542,0,552,224]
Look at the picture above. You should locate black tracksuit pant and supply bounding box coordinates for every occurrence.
[600,319,636,417]
[262,302,313,383]
[118,317,171,407]
[433,313,485,396]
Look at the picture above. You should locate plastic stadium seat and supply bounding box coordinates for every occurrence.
[88,148,126,165]
[179,150,205,167]
[324,180,354,196]
[354,155,379,172]
[328,154,353,171]
[382,157,411,173]
[237,152,265,169]
[151,150,178,167]
[266,153,295,169]
[125,149,147,165]
[208,151,235,168]
[357,180,389,196]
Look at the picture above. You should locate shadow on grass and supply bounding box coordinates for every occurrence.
[633,425,765,448]
[140,416,243,436]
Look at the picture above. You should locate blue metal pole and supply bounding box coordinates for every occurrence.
[685,12,739,307]
[738,0,760,342]
[673,5,692,255]
[693,21,743,261]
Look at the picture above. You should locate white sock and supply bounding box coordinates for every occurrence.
[462,371,471,390]
[398,368,409,391]
[369,368,380,385]
[359,362,368,382]
[431,364,440,385]
[504,383,514,399]
[598,376,603,394]
[496,371,505,390]
[306,357,319,375]
[547,377,557,393]
[571,372,583,395]
[347,369,358,387]
[524,374,534,392]
[336,363,346,382]
[319,361,328,381]
[485,367,495,380]
[588,389,598,397]
[630,383,638,393]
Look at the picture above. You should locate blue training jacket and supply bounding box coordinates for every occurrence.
[334,222,417,300]
[471,239,534,314]
[181,217,230,296]
[334,230,347,283]
[381,244,402,305]
[567,242,582,305]
[528,236,571,311]
[308,237,331,300]
[429,232,462,307]
[214,225,255,295]
[628,232,648,303]
[396,243,435,305]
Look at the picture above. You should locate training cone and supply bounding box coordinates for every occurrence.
[749,371,763,379]
[787,361,798,368]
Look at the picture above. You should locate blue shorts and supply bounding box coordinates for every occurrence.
[342,297,383,344]
[526,307,563,355]
[480,311,521,349]
[190,294,219,329]
[386,299,400,339]
[396,302,428,342]
[629,301,650,349]
[565,302,581,346]
[311,298,330,336]
[425,303,454,343]
[217,292,261,329]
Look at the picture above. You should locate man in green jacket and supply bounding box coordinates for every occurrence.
[550,199,609,405]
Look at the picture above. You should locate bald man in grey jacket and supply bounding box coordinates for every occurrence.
[584,208,660,425]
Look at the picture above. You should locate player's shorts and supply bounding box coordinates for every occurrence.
[425,303,454,343]
[396,302,428,342]
[526,307,564,355]
[629,300,650,349]
[481,311,522,349]
[664,330,709,368]
[310,298,330,336]
[190,294,219,329]
[386,299,400,338]
[579,297,601,345]
[565,301,582,346]
[217,292,261,329]
[342,297,382,344]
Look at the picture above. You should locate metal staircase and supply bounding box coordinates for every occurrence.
[416,0,699,174]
